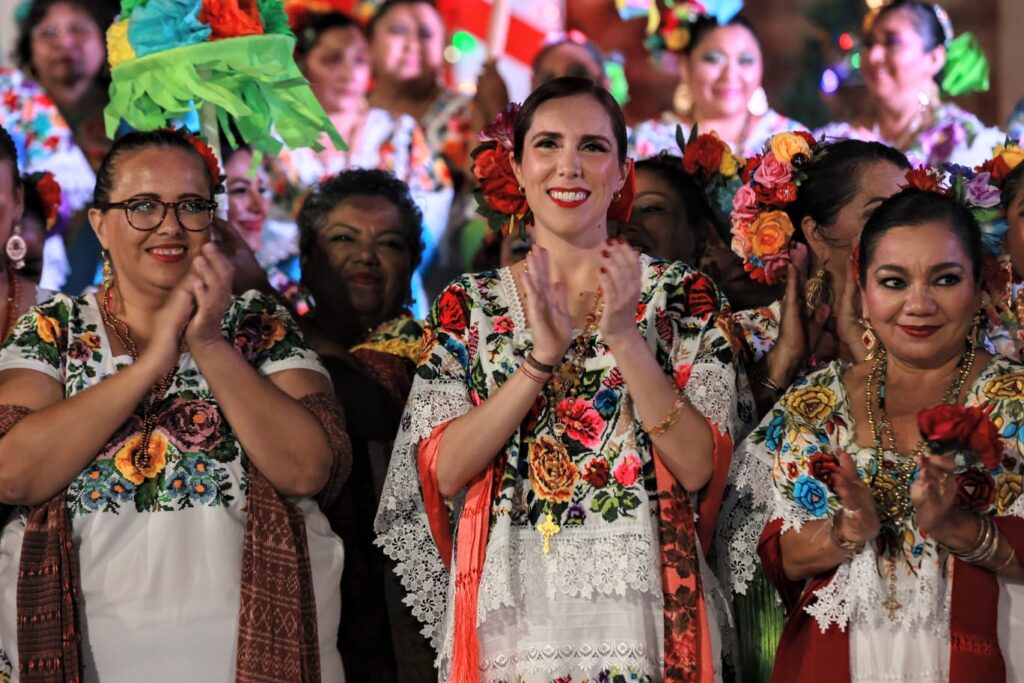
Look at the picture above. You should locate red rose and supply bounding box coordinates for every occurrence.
[773,181,798,204]
[583,458,610,488]
[955,468,996,512]
[967,415,1004,469]
[795,130,817,147]
[917,404,980,445]
[635,302,647,322]
[741,155,763,184]
[472,145,528,217]
[435,288,468,335]
[753,182,777,205]
[683,134,726,178]
[809,452,839,488]
[608,158,636,223]
[686,274,718,317]
[33,172,61,228]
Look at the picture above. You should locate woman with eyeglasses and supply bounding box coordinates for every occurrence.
[0,129,351,682]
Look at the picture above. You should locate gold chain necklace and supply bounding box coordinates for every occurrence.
[100,282,184,478]
[863,342,975,619]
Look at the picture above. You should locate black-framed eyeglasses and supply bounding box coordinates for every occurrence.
[100,197,217,232]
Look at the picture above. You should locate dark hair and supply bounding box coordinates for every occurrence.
[786,139,910,245]
[1001,163,1024,213]
[93,129,217,206]
[0,125,22,191]
[869,1,948,52]
[684,14,761,56]
[15,0,116,75]
[293,11,360,58]
[513,77,627,164]
[297,168,425,275]
[635,153,714,242]
[532,36,606,79]
[858,188,983,286]
[367,0,439,39]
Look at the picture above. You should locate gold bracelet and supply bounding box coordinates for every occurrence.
[642,390,688,437]
[830,508,866,557]
[750,360,784,396]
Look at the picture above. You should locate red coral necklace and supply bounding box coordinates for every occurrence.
[1,268,20,341]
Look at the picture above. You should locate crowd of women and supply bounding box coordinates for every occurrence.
[0,0,1022,681]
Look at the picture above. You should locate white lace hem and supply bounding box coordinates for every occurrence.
[374,379,472,650]
[479,640,660,683]
[477,518,663,618]
[685,360,739,440]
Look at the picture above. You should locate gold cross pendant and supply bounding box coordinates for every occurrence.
[882,592,902,621]
[537,510,560,554]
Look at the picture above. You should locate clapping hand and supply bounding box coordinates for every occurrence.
[521,246,570,366]
[597,238,643,346]
[184,242,235,351]
[830,449,881,544]
[911,453,958,536]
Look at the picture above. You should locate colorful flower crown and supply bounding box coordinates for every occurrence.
[729,130,821,284]
[902,163,1006,257]
[976,140,1024,188]
[636,0,743,57]
[23,171,62,232]
[471,103,637,236]
[676,126,744,242]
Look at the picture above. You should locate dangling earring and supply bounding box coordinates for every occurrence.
[805,267,834,315]
[5,224,26,271]
[747,86,769,117]
[859,318,880,360]
[673,82,694,117]
[970,311,985,348]
[101,250,114,291]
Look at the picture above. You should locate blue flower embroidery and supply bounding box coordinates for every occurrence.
[793,474,829,517]
[764,414,785,452]
[594,389,617,419]
[81,483,109,511]
[108,474,136,502]
[188,477,217,504]
[165,471,189,498]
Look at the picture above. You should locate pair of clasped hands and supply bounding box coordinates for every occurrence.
[518,238,643,366]
[824,447,962,548]
[143,220,241,379]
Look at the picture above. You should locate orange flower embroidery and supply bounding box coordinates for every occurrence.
[114,431,169,484]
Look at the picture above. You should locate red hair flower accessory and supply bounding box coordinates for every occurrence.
[200,0,265,40]
[176,130,226,193]
[24,172,62,232]
[976,140,1024,187]
[729,130,821,284]
[677,126,744,241]
[902,166,946,194]
[917,404,1003,470]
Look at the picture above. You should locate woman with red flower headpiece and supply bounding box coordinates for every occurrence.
[376,77,747,682]
[725,182,1024,683]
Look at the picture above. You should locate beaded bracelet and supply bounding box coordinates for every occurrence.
[642,390,688,437]
[830,508,866,557]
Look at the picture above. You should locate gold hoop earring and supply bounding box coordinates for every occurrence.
[859,318,880,360]
[805,267,834,315]
[673,82,693,116]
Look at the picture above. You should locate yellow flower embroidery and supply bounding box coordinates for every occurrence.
[81,332,101,350]
[983,373,1024,400]
[997,473,1023,514]
[35,314,60,345]
[784,386,838,423]
[528,436,578,503]
[114,431,169,485]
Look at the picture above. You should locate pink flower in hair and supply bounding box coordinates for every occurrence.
[753,152,792,188]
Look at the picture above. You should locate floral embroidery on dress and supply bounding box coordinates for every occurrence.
[629,109,807,160]
[1,290,320,519]
[352,315,426,363]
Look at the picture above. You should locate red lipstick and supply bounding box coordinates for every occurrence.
[547,187,591,208]
[898,325,941,338]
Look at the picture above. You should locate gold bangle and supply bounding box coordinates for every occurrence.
[750,360,784,396]
[642,390,688,437]
[830,508,866,557]
[993,546,1017,573]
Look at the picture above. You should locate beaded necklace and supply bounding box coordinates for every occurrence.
[100,281,184,479]
[1,268,20,341]
[863,342,975,619]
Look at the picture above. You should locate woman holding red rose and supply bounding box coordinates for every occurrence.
[376,77,746,682]
[725,184,1024,682]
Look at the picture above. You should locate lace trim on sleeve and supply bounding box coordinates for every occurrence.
[684,360,740,441]
[374,378,473,649]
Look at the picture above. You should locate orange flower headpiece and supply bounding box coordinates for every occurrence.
[471,103,637,236]
[729,130,822,284]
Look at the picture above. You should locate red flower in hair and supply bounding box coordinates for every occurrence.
[740,154,762,184]
[472,145,528,220]
[200,0,264,39]
[608,158,637,223]
[179,133,224,190]
[479,103,520,150]
[682,134,726,178]
[34,172,61,230]
[903,166,944,194]
[795,130,817,147]
[978,157,1011,186]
